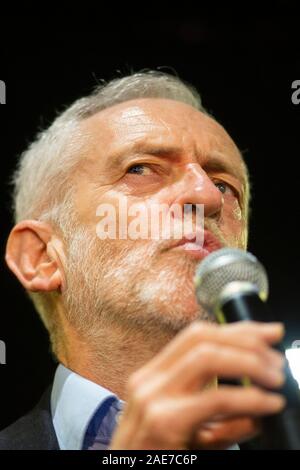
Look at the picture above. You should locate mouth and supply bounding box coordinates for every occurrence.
[170,230,223,260]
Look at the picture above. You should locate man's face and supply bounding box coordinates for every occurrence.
[64,98,247,335]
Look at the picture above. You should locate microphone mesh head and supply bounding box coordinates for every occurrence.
[194,248,268,312]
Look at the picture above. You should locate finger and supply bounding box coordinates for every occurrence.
[180,386,285,434]
[136,387,285,446]
[115,386,283,450]
[222,321,285,344]
[142,321,284,374]
[159,342,285,392]
[194,417,260,449]
[219,322,285,365]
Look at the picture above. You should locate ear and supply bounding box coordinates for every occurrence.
[5,220,66,293]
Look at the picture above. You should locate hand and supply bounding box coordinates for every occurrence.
[110,321,286,450]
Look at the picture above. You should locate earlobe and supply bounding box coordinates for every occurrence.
[5,220,64,293]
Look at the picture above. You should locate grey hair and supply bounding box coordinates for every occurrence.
[13,71,206,228]
[11,70,208,352]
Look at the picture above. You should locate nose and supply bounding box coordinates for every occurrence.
[173,163,223,218]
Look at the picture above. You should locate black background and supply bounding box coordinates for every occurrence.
[0,11,299,431]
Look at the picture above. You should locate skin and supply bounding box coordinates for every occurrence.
[5,98,286,449]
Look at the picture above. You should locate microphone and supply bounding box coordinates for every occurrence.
[194,248,300,449]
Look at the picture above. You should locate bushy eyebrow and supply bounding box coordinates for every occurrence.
[105,143,247,186]
[105,143,183,170]
[203,155,247,186]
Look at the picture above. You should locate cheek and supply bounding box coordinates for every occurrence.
[120,173,163,195]
[94,189,163,242]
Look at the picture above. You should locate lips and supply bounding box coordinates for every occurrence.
[170,230,223,260]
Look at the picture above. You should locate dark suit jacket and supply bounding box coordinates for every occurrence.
[0,388,59,450]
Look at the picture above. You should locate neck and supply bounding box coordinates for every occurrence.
[58,315,175,401]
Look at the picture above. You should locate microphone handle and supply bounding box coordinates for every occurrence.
[220,293,300,449]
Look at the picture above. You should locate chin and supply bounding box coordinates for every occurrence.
[160,296,211,328]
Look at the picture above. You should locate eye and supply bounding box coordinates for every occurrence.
[126,164,152,175]
[214,181,232,194]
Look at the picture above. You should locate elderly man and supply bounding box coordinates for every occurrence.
[1,71,285,450]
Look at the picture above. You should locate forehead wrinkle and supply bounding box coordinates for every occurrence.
[112,106,172,130]
[80,99,248,187]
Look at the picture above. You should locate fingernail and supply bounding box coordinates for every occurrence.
[200,429,214,442]
[266,368,285,386]
[262,323,285,338]
[262,323,284,331]
[268,351,285,368]
[267,394,286,410]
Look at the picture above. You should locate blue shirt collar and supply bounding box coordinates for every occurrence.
[51,364,124,450]
[51,364,239,450]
